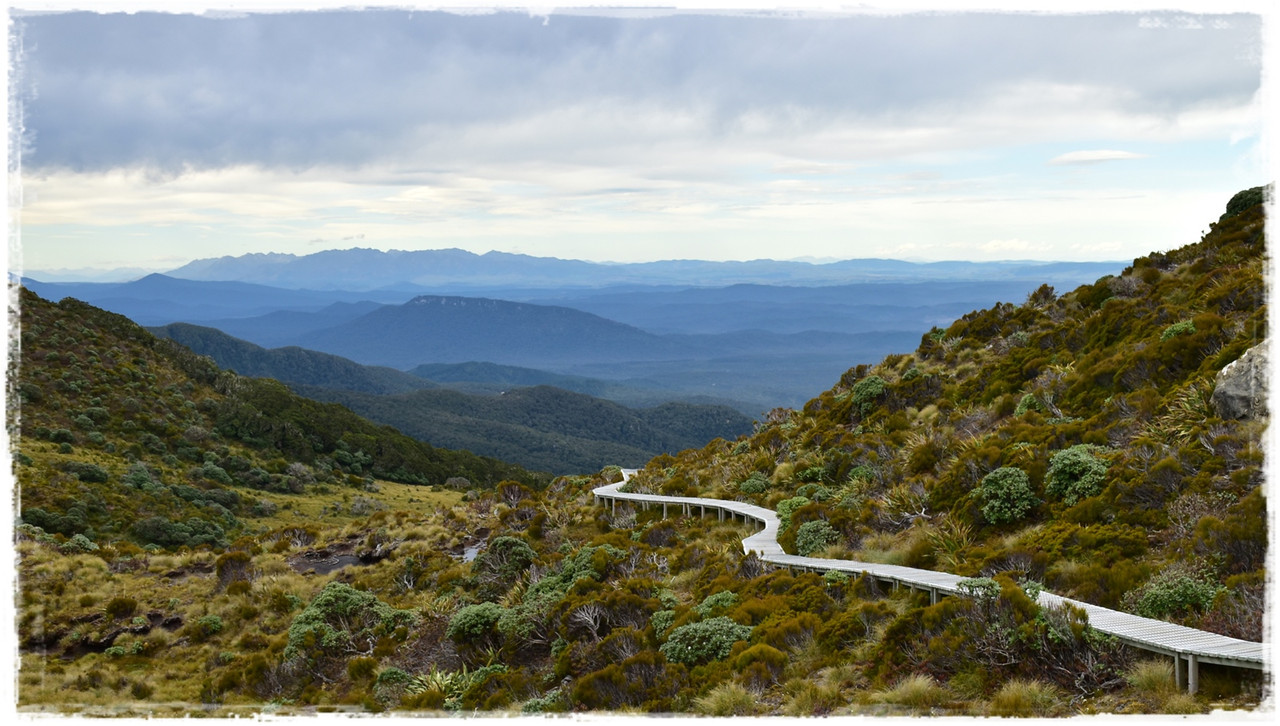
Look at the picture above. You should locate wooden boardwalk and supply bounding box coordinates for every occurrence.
[594,471,1266,693]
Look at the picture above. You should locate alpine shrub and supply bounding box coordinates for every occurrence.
[1123,567,1225,620]
[738,472,770,495]
[1045,445,1108,505]
[850,376,887,417]
[694,590,739,619]
[978,467,1037,524]
[1160,320,1197,342]
[795,520,839,556]
[446,602,508,645]
[659,616,752,666]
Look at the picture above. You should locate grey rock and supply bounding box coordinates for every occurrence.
[1211,343,1269,420]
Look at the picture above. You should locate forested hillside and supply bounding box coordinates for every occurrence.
[11,189,1268,716]
[150,322,436,395]
[13,289,544,548]
[148,323,754,473]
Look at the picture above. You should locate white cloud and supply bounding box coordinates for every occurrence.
[1048,150,1150,165]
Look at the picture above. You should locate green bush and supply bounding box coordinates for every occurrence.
[1123,567,1225,620]
[283,583,417,665]
[659,616,752,666]
[776,496,812,533]
[446,602,508,645]
[694,590,739,619]
[104,597,138,619]
[473,536,536,579]
[978,467,1037,524]
[850,375,887,417]
[737,472,770,495]
[651,609,676,638]
[1014,393,1043,416]
[795,520,839,556]
[1220,185,1267,220]
[1160,320,1197,341]
[1045,445,1108,505]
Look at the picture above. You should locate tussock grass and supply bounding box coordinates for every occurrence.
[1160,693,1204,715]
[782,680,844,716]
[871,674,950,710]
[694,682,759,716]
[1125,659,1176,697]
[815,542,856,559]
[986,679,1062,717]
[853,531,908,565]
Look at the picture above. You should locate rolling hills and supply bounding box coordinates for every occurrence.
[149,322,755,473]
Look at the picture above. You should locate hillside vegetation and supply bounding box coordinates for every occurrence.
[13,289,544,548]
[149,323,754,473]
[300,385,753,474]
[11,189,1267,716]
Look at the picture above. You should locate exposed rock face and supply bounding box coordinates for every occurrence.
[1212,343,1269,420]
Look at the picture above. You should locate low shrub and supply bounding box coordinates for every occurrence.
[977,467,1037,524]
[795,520,840,556]
[659,616,751,666]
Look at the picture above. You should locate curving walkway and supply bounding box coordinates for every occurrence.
[593,470,1266,694]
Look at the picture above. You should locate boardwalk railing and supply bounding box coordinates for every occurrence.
[593,470,1266,694]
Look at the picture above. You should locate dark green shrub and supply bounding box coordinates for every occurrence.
[104,597,138,619]
[1045,445,1108,505]
[1123,566,1224,620]
[694,590,738,619]
[1220,185,1267,220]
[64,461,110,483]
[472,536,536,582]
[659,616,751,666]
[737,472,769,495]
[283,583,417,666]
[446,602,508,646]
[978,467,1037,524]
[795,520,839,556]
[850,376,887,417]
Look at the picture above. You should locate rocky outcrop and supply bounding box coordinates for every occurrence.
[1212,343,1268,420]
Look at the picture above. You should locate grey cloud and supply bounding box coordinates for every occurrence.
[14,9,1262,173]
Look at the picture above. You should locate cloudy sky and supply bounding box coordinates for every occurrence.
[7,2,1270,276]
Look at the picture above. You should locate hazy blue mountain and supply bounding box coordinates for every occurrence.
[294,295,678,369]
[163,247,1123,291]
[523,281,1062,334]
[199,301,390,348]
[19,273,410,325]
[149,322,435,395]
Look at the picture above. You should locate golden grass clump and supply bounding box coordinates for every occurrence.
[693,681,761,716]
[1160,692,1204,715]
[871,674,950,710]
[1125,659,1176,697]
[782,680,845,716]
[986,678,1062,717]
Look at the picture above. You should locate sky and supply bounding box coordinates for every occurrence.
[5,1,1272,277]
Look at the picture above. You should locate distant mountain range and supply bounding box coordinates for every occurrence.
[159,247,1122,292]
[21,251,1126,412]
